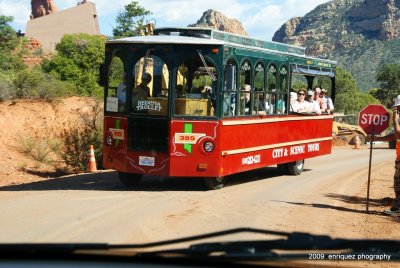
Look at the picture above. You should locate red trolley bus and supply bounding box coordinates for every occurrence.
[99,27,336,189]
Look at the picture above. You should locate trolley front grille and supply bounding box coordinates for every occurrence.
[128,118,169,153]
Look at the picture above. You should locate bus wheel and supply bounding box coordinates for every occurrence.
[204,177,226,190]
[118,172,142,188]
[389,140,396,149]
[277,163,288,174]
[287,160,304,176]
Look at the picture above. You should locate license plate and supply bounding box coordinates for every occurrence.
[139,156,155,166]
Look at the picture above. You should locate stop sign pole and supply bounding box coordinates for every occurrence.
[359,105,390,213]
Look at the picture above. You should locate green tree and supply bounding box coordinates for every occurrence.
[335,91,380,114]
[0,15,24,72]
[0,15,18,50]
[334,67,380,114]
[42,33,105,96]
[112,1,151,38]
[0,49,25,72]
[376,63,400,107]
[335,67,358,94]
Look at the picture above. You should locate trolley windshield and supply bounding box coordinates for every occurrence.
[104,43,219,118]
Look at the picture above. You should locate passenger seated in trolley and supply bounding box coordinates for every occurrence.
[265,86,276,114]
[306,89,321,114]
[265,87,285,114]
[117,72,127,112]
[289,91,297,112]
[176,84,185,98]
[201,85,216,112]
[132,72,152,112]
[292,89,309,113]
[239,84,266,115]
[223,92,236,116]
[320,88,334,113]
[256,94,267,115]
[313,87,328,113]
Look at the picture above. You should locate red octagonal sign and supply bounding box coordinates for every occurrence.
[359,105,390,135]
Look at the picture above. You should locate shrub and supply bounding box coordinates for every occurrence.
[33,139,51,163]
[0,50,25,72]
[17,136,36,155]
[17,135,61,164]
[0,71,14,101]
[61,100,103,171]
[11,68,75,101]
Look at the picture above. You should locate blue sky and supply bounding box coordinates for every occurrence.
[1,0,330,41]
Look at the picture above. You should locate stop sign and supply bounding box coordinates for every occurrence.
[359,105,390,135]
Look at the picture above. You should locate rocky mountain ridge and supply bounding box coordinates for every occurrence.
[272,0,400,90]
[189,9,248,36]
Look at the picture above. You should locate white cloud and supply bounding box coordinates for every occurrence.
[0,0,30,27]
[100,0,330,39]
[241,0,330,39]
[1,0,329,40]
[145,0,249,23]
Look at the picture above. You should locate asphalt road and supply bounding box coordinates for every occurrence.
[0,146,396,245]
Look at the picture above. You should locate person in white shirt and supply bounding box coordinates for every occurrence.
[306,90,321,114]
[292,89,309,113]
[322,88,334,113]
[289,91,297,112]
[117,73,127,112]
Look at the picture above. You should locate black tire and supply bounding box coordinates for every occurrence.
[204,177,226,190]
[118,172,142,188]
[287,160,304,176]
[389,140,396,149]
[277,163,288,174]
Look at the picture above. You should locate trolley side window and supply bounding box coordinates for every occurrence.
[313,76,334,111]
[278,66,288,114]
[105,56,126,113]
[254,62,266,116]
[238,60,252,116]
[174,55,217,117]
[313,76,333,95]
[223,59,237,117]
[265,64,278,115]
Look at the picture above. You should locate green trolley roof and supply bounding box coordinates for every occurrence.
[154,27,306,56]
[108,27,336,71]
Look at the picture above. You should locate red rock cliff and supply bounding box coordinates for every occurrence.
[30,0,58,19]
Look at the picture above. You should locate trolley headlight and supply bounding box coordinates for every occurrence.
[203,141,215,152]
[105,134,112,146]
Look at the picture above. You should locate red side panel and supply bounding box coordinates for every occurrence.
[219,115,333,176]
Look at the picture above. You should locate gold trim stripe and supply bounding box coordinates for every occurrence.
[221,137,332,156]
[222,115,333,126]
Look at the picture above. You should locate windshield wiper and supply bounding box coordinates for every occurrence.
[132,228,400,261]
[1,228,399,261]
[196,50,216,82]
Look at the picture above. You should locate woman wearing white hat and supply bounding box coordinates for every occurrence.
[306,90,321,114]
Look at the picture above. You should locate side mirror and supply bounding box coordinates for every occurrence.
[98,64,107,86]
